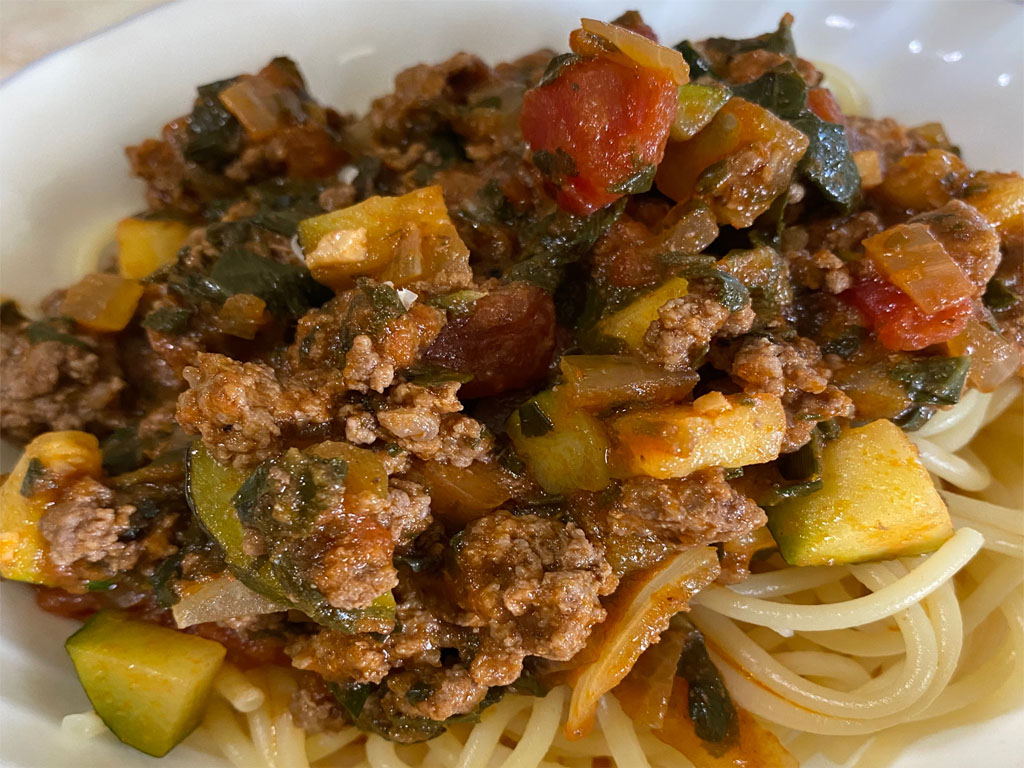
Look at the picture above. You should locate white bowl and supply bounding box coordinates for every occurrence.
[1,2,1021,766]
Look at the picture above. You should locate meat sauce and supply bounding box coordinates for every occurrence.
[1,10,1021,746]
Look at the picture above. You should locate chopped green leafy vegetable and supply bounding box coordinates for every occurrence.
[702,14,796,60]
[664,254,750,312]
[506,201,623,292]
[983,277,1020,312]
[673,614,738,745]
[539,53,582,87]
[789,113,862,209]
[822,326,866,359]
[731,64,807,118]
[672,41,713,79]
[893,404,936,432]
[729,63,861,209]
[19,458,47,498]
[26,320,92,350]
[185,79,242,169]
[208,247,331,319]
[141,307,193,334]
[101,427,146,476]
[890,356,970,406]
[606,163,656,195]
[517,401,555,438]
[330,682,376,719]
[533,147,579,183]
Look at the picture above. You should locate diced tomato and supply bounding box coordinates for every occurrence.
[843,278,972,351]
[807,87,844,125]
[520,55,678,215]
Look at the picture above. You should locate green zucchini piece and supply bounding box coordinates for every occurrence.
[185,442,396,632]
[65,611,225,757]
[767,419,953,566]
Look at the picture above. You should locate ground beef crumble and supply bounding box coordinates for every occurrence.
[0,322,125,443]
[730,335,854,452]
[375,382,492,467]
[613,468,767,547]
[176,352,331,469]
[446,511,617,687]
[384,664,488,721]
[644,288,756,370]
[38,478,142,577]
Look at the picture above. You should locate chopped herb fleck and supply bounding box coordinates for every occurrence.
[19,458,47,498]
[518,401,554,438]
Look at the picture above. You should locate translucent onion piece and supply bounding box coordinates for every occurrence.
[863,222,974,314]
[219,76,288,139]
[565,546,719,738]
[947,317,1022,392]
[580,18,689,85]
[173,574,287,628]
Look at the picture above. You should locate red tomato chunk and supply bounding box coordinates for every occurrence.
[520,56,678,215]
[806,87,844,125]
[844,278,972,352]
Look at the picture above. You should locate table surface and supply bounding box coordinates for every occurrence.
[1,0,166,79]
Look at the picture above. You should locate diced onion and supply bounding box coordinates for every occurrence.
[565,546,720,738]
[947,317,1022,392]
[172,574,286,628]
[863,222,974,314]
[580,18,689,85]
[61,711,107,739]
[218,75,303,140]
[853,150,883,189]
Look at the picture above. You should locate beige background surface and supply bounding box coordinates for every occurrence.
[1,0,166,79]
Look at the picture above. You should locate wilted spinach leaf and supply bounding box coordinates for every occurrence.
[890,356,970,406]
[518,401,554,437]
[674,615,738,744]
[729,64,861,209]
[19,458,47,498]
[208,247,331,319]
[672,41,713,79]
[507,201,624,292]
[789,113,862,209]
[141,306,193,334]
[101,427,146,476]
[983,276,1020,312]
[702,14,796,61]
[26,320,92,350]
[185,79,243,169]
[731,64,807,118]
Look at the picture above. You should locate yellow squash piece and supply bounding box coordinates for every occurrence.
[308,440,389,499]
[116,217,191,279]
[964,171,1024,245]
[594,277,688,351]
[65,611,226,757]
[0,431,102,585]
[62,273,144,332]
[655,97,809,228]
[297,185,469,290]
[767,419,953,566]
[876,149,970,212]
[610,391,786,479]
[507,388,612,495]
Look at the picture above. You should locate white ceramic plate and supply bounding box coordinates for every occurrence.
[1,2,1022,766]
